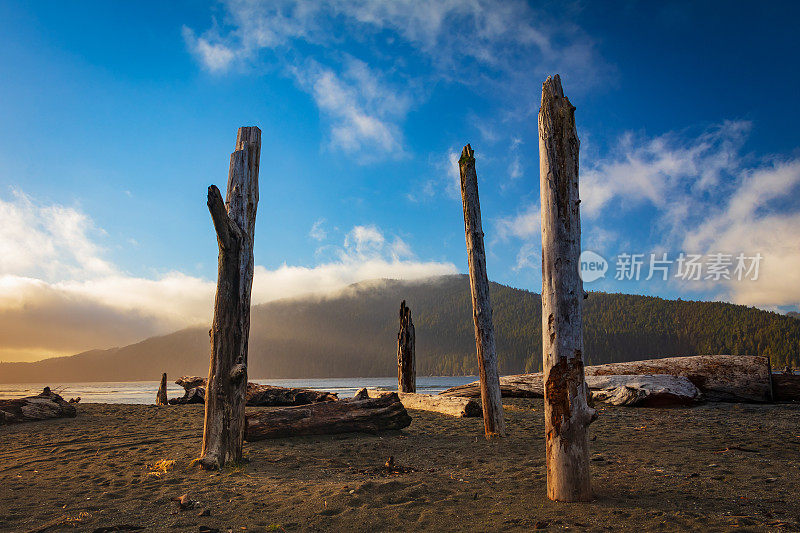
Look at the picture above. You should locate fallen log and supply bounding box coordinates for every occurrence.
[772,373,800,401]
[173,376,338,406]
[169,387,205,405]
[440,374,701,407]
[439,375,542,398]
[0,387,77,425]
[244,391,411,441]
[367,390,481,417]
[247,385,338,406]
[441,355,773,403]
[588,375,701,406]
[586,355,772,403]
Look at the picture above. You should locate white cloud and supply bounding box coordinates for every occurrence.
[513,242,540,271]
[504,137,524,189]
[343,224,384,257]
[389,237,413,261]
[182,27,236,72]
[309,218,327,241]
[183,0,608,161]
[290,59,409,158]
[446,149,462,199]
[0,193,456,361]
[682,160,800,308]
[580,120,749,219]
[497,203,541,241]
[508,155,522,181]
[0,190,114,280]
[577,120,800,309]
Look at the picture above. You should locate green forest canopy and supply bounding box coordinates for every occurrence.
[2,274,798,382]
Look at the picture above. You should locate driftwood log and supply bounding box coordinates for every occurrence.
[367,390,481,417]
[169,387,206,405]
[440,375,544,398]
[441,355,773,404]
[0,387,77,425]
[588,375,701,406]
[172,376,338,406]
[458,143,505,438]
[156,373,168,406]
[397,300,415,393]
[200,126,261,470]
[244,390,411,441]
[539,74,594,501]
[441,374,700,407]
[586,355,773,402]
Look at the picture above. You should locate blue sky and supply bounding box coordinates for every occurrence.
[1,0,799,361]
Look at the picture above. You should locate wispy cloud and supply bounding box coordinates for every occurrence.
[309,218,327,241]
[183,0,608,161]
[682,160,800,309]
[490,118,800,312]
[290,58,410,159]
[577,120,800,309]
[0,190,114,280]
[580,121,750,221]
[497,202,541,242]
[182,26,236,72]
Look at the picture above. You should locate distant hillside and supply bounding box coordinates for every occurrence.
[2,275,799,383]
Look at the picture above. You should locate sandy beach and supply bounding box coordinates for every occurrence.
[1,399,799,532]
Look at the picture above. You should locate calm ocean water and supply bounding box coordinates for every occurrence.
[0,376,477,404]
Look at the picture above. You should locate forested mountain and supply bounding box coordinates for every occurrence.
[2,274,798,383]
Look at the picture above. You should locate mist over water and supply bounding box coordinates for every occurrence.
[0,376,477,404]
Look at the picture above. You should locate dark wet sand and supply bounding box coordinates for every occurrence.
[1,399,799,532]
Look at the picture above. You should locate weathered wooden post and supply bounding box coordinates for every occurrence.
[397,300,416,393]
[458,144,506,438]
[156,373,168,406]
[539,75,596,501]
[198,126,260,470]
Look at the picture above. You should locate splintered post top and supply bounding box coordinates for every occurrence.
[236,126,261,151]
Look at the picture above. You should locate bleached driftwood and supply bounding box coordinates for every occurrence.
[440,374,698,407]
[367,390,481,417]
[439,374,544,398]
[441,355,772,404]
[173,376,338,406]
[244,390,411,441]
[586,355,772,402]
[458,143,505,438]
[539,74,594,500]
[0,387,77,425]
[588,375,701,406]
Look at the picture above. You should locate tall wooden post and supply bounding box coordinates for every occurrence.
[397,300,416,393]
[458,144,506,438]
[156,373,168,406]
[538,75,596,501]
[199,126,260,470]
